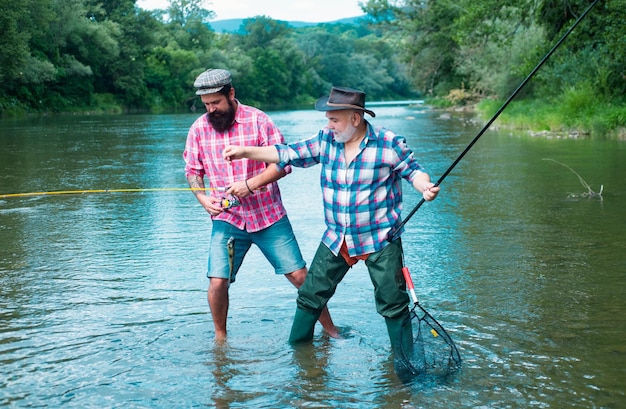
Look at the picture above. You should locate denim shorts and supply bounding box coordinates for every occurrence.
[207,216,306,282]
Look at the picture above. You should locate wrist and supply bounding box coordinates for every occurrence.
[244,179,254,194]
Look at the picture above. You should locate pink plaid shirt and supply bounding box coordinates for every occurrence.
[183,101,290,232]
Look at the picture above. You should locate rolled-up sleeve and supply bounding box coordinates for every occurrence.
[274,133,323,170]
[390,135,424,183]
[183,127,205,178]
[275,144,291,170]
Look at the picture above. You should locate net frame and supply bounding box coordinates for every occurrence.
[397,266,461,377]
[398,302,461,377]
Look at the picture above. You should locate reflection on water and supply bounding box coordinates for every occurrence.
[1,109,625,407]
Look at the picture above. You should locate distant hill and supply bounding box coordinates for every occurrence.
[208,16,365,33]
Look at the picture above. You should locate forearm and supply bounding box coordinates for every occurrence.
[187,174,225,215]
[411,171,432,193]
[246,164,286,191]
[224,145,280,163]
[222,145,285,195]
[187,174,207,198]
[412,171,440,201]
[246,145,280,162]
[187,174,205,191]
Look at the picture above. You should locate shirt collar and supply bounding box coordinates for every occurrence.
[232,99,243,124]
[361,120,377,146]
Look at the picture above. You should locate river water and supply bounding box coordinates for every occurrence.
[1,106,624,408]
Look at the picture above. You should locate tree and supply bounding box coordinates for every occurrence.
[166,0,216,50]
[167,0,214,26]
[362,0,463,95]
[0,0,57,110]
[236,16,292,49]
[0,0,32,83]
[535,0,626,99]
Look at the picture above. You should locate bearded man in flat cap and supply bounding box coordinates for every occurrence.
[183,69,338,341]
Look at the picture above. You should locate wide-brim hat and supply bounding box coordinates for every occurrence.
[194,68,232,95]
[314,86,376,117]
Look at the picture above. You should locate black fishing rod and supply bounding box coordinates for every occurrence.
[388,0,601,242]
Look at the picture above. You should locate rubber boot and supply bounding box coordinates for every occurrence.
[385,315,415,380]
[289,308,321,343]
[385,315,413,357]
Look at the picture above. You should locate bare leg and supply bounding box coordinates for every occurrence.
[208,277,230,341]
[285,268,340,338]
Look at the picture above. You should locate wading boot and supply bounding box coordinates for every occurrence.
[385,315,415,380]
[289,308,320,343]
[385,315,413,356]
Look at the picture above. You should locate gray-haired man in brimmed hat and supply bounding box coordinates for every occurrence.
[223,85,440,359]
[184,69,339,341]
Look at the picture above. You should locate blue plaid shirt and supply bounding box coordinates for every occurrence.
[276,122,424,257]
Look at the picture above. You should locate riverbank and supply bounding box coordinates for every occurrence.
[427,94,626,141]
[4,94,626,142]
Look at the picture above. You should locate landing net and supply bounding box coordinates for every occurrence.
[397,303,461,378]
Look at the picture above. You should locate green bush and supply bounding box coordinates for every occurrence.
[476,88,626,138]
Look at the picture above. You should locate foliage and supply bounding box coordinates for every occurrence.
[0,0,413,115]
[0,0,624,139]
[361,0,625,136]
[444,86,478,106]
[365,0,626,98]
[476,84,626,139]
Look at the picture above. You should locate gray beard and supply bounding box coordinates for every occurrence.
[333,126,357,143]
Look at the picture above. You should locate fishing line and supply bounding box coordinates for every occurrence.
[388,0,600,242]
[0,187,224,199]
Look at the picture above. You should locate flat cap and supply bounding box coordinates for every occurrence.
[193,69,232,95]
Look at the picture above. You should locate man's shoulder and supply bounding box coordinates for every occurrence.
[367,122,397,141]
[236,102,270,121]
[190,113,209,128]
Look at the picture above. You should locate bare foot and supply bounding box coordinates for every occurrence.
[214,330,227,344]
[322,326,344,339]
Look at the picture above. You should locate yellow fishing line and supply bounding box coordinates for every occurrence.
[0,187,222,199]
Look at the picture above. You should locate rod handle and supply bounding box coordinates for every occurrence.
[402,267,418,304]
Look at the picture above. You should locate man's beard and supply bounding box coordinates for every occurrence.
[333,123,358,143]
[208,100,236,132]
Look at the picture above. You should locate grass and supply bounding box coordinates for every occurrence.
[476,85,626,139]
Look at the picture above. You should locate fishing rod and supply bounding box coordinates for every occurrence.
[0,187,224,199]
[387,0,600,242]
[0,186,268,210]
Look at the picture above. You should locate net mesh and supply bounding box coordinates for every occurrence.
[397,304,461,378]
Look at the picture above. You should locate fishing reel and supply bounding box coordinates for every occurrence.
[220,195,240,209]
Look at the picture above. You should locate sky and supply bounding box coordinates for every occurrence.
[136,0,364,23]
